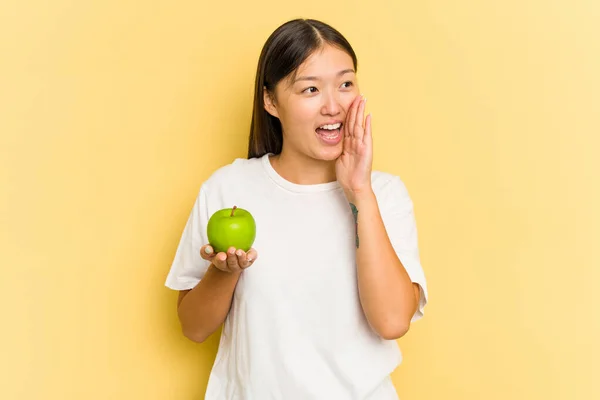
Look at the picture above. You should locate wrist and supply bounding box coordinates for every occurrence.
[344,187,376,206]
[208,263,243,278]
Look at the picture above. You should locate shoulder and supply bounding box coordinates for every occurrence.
[371,170,410,196]
[202,156,264,191]
[370,170,413,207]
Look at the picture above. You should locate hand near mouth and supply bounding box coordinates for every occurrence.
[335,95,373,203]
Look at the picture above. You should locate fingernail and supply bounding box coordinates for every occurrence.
[236,250,242,256]
[247,258,253,263]
[205,247,213,254]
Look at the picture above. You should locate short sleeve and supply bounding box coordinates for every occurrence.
[379,176,429,322]
[164,185,212,291]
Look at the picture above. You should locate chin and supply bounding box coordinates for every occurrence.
[315,145,343,161]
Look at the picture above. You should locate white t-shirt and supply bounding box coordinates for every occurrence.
[165,153,428,400]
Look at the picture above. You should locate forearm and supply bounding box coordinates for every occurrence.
[349,190,418,340]
[177,264,241,342]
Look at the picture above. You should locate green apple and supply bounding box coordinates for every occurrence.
[206,205,256,253]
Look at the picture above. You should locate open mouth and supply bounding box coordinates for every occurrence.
[316,122,343,144]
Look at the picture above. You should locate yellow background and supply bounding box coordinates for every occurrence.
[1,0,598,399]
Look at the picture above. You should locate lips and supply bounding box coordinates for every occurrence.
[316,127,341,137]
[316,123,343,145]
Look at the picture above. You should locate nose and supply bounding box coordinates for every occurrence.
[320,91,341,116]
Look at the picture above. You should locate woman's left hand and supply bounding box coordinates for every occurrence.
[336,95,373,202]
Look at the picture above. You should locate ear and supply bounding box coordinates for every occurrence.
[263,87,279,118]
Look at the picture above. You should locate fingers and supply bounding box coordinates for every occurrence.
[354,97,366,141]
[235,248,256,269]
[226,247,241,271]
[213,251,230,272]
[346,95,361,137]
[200,244,233,272]
[364,113,372,144]
[246,248,258,267]
[200,244,216,261]
[200,245,257,273]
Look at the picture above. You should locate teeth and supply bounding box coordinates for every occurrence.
[320,130,339,139]
[318,123,341,130]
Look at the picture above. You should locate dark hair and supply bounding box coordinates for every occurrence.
[247,19,358,159]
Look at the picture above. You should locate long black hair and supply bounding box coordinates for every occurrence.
[247,19,358,159]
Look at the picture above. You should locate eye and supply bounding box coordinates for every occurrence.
[303,86,318,94]
[341,81,353,89]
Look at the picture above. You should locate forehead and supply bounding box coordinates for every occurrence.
[294,44,355,78]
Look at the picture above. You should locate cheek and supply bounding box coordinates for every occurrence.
[286,101,319,127]
[342,91,360,110]
[278,103,317,140]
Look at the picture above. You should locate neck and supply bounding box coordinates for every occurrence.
[270,149,336,185]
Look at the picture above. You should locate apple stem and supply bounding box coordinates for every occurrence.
[230,205,237,217]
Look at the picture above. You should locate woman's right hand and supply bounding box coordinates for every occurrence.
[200,245,258,273]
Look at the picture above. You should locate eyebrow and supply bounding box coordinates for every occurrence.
[293,69,355,83]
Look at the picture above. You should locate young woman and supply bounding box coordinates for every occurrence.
[165,18,428,400]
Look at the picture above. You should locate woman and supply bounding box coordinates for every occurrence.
[165,18,428,400]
